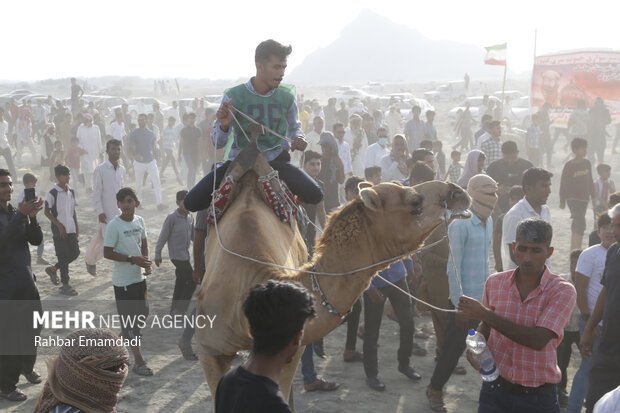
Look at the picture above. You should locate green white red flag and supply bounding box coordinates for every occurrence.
[484,43,507,66]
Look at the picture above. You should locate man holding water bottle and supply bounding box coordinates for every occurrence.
[459,218,576,413]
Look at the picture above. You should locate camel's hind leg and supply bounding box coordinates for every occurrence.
[200,353,236,410]
[279,347,304,413]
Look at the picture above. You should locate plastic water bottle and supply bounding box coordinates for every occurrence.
[465,329,499,382]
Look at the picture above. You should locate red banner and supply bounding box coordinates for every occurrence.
[531,50,620,127]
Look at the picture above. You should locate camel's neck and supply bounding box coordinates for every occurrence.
[300,235,397,343]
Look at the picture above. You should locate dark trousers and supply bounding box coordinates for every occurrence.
[114,280,149,340]
[170,259,196,314]
[183,150,323,212]
[1,147,16,178]
[430,307,479,390]
[345,299,362,351]
[53,233,80,284]
[363,277,413,378]
[160,149,181,179]
[478,380,559,413]
[0,354,36,393]
[556,330,580,392]
[184,152,201,188]
[567,199,588,235]
[585,352,620,413]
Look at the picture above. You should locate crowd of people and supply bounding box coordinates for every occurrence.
[0,39,619,413]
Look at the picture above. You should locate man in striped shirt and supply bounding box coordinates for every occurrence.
[459,218,576,413]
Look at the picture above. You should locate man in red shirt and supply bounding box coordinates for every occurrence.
[459,218,576,413]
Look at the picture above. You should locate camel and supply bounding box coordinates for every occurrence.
[195,132,471,411]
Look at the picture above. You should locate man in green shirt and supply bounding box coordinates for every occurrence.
[184,39,323,212]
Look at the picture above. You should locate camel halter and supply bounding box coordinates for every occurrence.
[207,110,464,315]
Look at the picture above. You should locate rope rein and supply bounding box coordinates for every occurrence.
[208,109,465,314]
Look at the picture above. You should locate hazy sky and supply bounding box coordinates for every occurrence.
[3,0,618,81]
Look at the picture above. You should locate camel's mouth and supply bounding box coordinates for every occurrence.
[448,208,472,220]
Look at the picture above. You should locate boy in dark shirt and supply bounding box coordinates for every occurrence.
[215,280,316,413]
[560,138,594,251]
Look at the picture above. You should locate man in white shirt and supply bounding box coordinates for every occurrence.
[333,122,352,177]
[84,139,125,276]
[77,114,103,192]
[365,127,390,168]
[404,106,426,152]
[344,114,368,177]
[379,134,409,182]
[305,116,324,154]
[502,167,553,270]
[166,101,180,124]
[109,110,126,142]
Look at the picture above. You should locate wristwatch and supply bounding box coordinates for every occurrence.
[128,255,134,265]
[581,313,590,322]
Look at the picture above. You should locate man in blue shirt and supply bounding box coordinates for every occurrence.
[426,174,498,412]
[128,114,165,211]
[363,257,421,391]
[183,40,322,212]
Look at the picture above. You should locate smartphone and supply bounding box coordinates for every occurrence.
[24,188,36,202]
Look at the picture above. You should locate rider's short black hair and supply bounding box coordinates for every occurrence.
[255,39,292,62]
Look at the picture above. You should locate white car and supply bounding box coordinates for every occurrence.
[448,96,502,121]
[362,82,384,94]
[492,90,524,102]
[334,88,377,104]
[504,96,531,128]
[424,81,469,102]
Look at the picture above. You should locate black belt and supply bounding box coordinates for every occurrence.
[493,376,555,396]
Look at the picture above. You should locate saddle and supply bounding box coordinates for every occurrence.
[206,124,299,227]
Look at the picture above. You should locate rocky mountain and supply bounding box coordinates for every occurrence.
[288,9,503,84]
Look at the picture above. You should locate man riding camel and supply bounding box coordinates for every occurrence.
[183,39,323,212]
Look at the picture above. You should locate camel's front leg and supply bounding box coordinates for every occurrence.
[279,346,305,413]
[200,353,236,412]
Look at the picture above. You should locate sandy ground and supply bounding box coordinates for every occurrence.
[1,96,618,412]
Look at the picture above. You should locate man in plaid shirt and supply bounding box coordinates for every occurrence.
[480,121,503,169]
[459,218,576,413]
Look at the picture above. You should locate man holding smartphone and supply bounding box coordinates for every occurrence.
[0,168,45,402]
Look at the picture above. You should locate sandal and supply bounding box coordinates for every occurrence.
[60,285,78,296]
[0,389,27,401]
[46,266,60,285]
[24,371,42,384]
[133,361,153,376]
[426,385,447,412]
[178,339,198,361]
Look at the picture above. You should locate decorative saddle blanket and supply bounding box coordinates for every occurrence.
[206,171,300,226]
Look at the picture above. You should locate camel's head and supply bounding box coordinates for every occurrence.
[358,180,470,250]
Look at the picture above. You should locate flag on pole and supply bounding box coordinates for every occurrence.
[484,43,507,66]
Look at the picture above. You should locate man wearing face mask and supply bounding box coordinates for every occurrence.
[426,174,498,412]
[365,127,390,169]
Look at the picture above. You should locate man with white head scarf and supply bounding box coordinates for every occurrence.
[427,174,498,412]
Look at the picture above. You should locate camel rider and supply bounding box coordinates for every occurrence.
[184,39,323,212]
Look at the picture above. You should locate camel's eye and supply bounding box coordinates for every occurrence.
[410,198,423,215]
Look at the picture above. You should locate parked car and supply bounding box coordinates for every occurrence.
[448,96,502,121]
[504,96,531,128]
[424,81,469,102]
[362,82,384,94]
[492,90,524,102]
[334,88,376,103]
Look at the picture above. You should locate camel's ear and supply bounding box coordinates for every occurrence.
[360,187,381,211]
[358,181,373,190]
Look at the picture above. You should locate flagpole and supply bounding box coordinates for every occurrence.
[501,59,507,118]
